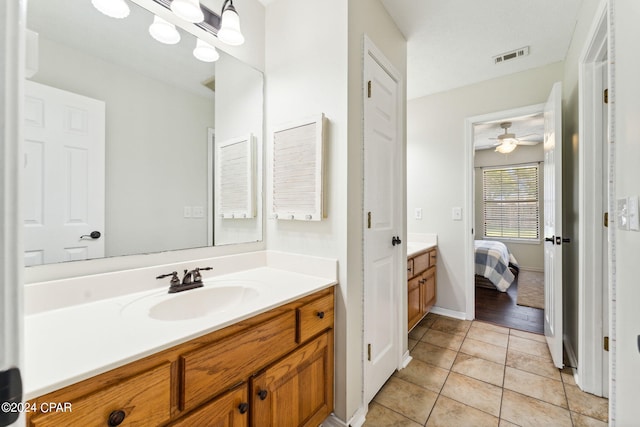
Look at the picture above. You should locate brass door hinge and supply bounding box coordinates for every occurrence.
[604,88,608,104]
[367,343,372,361]
[604,336,609,352]
[367,80,372,98]
[604,212,609,228]
[367,212,372,229]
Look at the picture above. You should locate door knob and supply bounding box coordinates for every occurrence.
[392,236,402,246]
[544,236,554,244]
[80,231,101,240]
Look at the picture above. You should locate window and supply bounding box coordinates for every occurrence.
[483,164,539,240]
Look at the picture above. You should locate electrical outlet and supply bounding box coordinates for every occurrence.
[183,206,192,218]
[617,198,629,230]
[628,195,639,231]
[414,208,422,220]
[193,206,204,218]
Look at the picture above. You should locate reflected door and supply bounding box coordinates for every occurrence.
[23,81,105,265]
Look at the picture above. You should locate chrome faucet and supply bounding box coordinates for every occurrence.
[156,267,213,293]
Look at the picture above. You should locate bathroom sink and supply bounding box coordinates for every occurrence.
[122,283,260,321]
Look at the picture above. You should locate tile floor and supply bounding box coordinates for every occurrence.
[364,313,609,427]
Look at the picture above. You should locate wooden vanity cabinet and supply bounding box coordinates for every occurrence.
[407,248,437,331]
[26,287,334,427]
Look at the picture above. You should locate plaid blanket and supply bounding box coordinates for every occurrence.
[474,240,519,292]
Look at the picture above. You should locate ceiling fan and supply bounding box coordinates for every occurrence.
[491,122,540,154]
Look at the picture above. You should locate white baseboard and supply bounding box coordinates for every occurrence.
[430,306,467,320]
[401,351,412,369]
[347,406,367,427]
[321,413,349,427]
[563,334,580,386]
[519,266,544,273]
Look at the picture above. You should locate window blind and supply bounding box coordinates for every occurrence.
[483,165,539,240]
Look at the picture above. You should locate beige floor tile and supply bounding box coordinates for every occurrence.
[571,411,609,427]
[509,328,546,343]
[441,372,503,417]
[418,315,437,329]
[503,367,567,408]
[499,420,520,427]
[409,324,428,341]
[560,367,577,386]
[565,384,609,422]
[451,353,505,387]
[373,377,438,425]
[501,389,573,427]
[467,325,509,348]
[430,317,471,336]
[460,337,507,365]
[508,335,552,360]
[421,328,465,351]
[363,402,423,427]
[426,395,499,427]
[411,342,458,370]
[394,358,449,394]
[472,321,510,335]
[506,348,561,381]
[408,338,418,351]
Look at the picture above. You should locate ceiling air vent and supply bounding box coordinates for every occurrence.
[493,46,530,64]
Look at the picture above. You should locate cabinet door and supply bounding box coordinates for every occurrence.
[422,268,436,313]
[169,386,248,427]
[251,332,333,427]
[408,275,422,331]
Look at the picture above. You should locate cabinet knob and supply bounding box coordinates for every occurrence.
[316,311,325,319]
[108,410,126,426]
[238,402,249,414]
[257,389,268,400]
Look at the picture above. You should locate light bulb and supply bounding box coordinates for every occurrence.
[193,39,220,62]
[170,0,204,23]
[91,0,130,19]
[217,3,244,46]
[149,16,181,45]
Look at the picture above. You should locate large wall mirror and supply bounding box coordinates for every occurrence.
[24,0,263,268]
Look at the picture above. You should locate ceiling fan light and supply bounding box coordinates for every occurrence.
[171,0,204,23]
[149,16,181,44]
[193,38,220,62]
[218,1,244,46]
[91,0,130,19]
[495,141,517,154]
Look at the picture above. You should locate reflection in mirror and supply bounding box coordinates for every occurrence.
[24,0,263,267]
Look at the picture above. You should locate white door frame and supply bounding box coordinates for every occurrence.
[578,0,609,397]
[464,103,545,320]
[362,34,405,402]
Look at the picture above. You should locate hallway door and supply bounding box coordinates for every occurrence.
[543,81,564,369]
[363,39,402,404]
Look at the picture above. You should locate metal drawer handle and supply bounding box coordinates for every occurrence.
[258,389,268,400]
[108,410,126,426]
[316,311,325,319]
[238,402,249,414]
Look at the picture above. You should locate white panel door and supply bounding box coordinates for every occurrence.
[23,81,105,265]
[363,49,401,404]
[543,81,564,369]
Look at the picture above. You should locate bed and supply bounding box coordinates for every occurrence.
[474,240,519,292]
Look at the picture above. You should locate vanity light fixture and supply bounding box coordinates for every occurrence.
[91,0,130,19]
[193,38,220,62]
[495,140,517,154]
[217,0,244,46]
[149,15,181,44]
[170,0,204,23]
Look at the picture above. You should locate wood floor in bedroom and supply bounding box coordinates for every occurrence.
[475,275,544,334]
[364,315,608,426]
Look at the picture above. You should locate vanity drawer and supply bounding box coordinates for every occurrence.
[413,252,429,275]
[30,362,171,427]
[169,384,248,427]
[407,258,414,278]
[180,311,297,411]
[297,292,334,343]
[429,249,437,267]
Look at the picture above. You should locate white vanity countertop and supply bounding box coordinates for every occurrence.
[407,233,438,257]
[24,263,337,400]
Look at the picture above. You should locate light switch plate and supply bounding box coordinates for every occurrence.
[183,206,192,218]
[452,207,462,221]
[414,208,422,220]
[193,206,204,218]
[617,198,629,230]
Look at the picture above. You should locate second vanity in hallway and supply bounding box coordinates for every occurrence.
[407,234,438,331]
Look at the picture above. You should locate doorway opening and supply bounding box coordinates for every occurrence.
[471,110,545,334]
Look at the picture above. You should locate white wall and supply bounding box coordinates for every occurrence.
[611,0,640,423]
[474,145,544,271]
[265,0,405,422]
[32,37,214,258]
[407,61,564,314]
